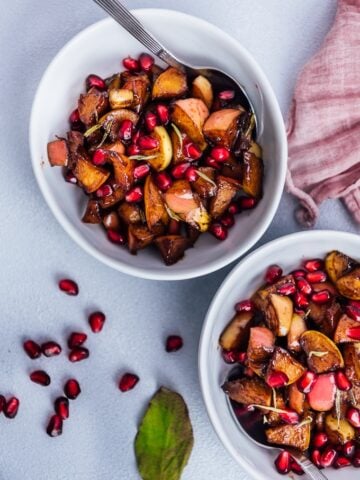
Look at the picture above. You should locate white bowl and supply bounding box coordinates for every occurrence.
[30,9,287,280]
[199,230,360,480]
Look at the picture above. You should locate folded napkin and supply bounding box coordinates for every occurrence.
[286,0,360,227]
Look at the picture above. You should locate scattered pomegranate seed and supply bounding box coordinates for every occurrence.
[345,305,360,322]
[134,163,151,180]
[89,311,106,333]
[55,397,69,420]
[127,143,140,156]
[118,119,134,142]
[353,450,360,467]
[313,432,328,448]
[210,147,230,162]
[144,112,158,131]
[346,407,360,427]
[291,269,306,279]
[290,459,304,475]
[86,74,106,91]
[279,409,299,425]
[138,135,159,150]
[294,291,309,309]
[274,451,291,475]
[64,170,77,184]
[184,166,198,182]
[4,397,19,419]
[204,157,221,169]
[218,90,235,101]
[165,335,183,352]
[311,289,331,304]
[155,172,172,191]
[122,56,139,71]
[304,258,324,272]
[30,370,51,386]
[107,230,125,245]
[335,370,352,391]
[266,371,288,388]
[68,347,89,363]
[220,212,235,228]
[125,186,143,203]
[156,104,169,124]
[320,446,338,468]
[239,197,256,209]
[139,53,154,71]
[349,300,360,309]
[183,142,202,160]
[235,299,254,313]
[277,283,296,296]
[347,326,360,340]
[168,219,180,235]
[311,449,322,468]
[59,279,78,296]
[334,456,351,469]
[68,332,87,349]
[209,223,228,241]
[222,350,238,364]
[92,149,107,166]
[296,277,312,295]
[228,202,240,215]
[297,370,317,393]
[69,109,82,130]
[0,395,5,414]
[41,341,62,357]
[171,162,190,179]
[46,414,63,437]
[265,265,283,284]
[306,270,327,283]
[96,184,113,198]
[343,440,356,458]
[64,379,81,400]
[119,373,139,392]
[23,340,41,359]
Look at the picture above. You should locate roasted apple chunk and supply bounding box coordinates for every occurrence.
[154,235,190,266]
[300,330,344,373]
[222,377,272,406]
[170,98,209,150]
[152,67,187,100]
[191,75,213,109]
[73,154,110,193]
[203,108,244,149]
[266,422,311,451]
[219,312,254,351]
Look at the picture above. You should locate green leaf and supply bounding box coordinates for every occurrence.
[135,387,194,480]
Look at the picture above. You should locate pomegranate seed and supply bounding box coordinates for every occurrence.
[86,74,106,91]
[138,135,159,150]
[144,112,158,132]
[59,279,78,296]
[168,219,180,235]
[345,305,360,322]
[119,119,134,142]
[134,163,150,180]
[306,270,327,283]
[64,379,81,400]
[239,197,256,210]
[96,184,113,198]
[125,186,143,203]
[209,223,228,241]
[335,370,352,391]
[107,230,125,245]
[204,157,221,169]
[92,149,107,166]
[320,446,338,468]
[4,397,19,419]
[165,335,183,352]
[139,53,154,71]
[218,90,235,101]
[346,407,360,428]
[119,373,139,392]
[297,370,317,393]
[290,459,304,475]
[64,170,77,184]
[311,449,322,468]
[68,332,87,349]
[89,311,106,333]
[279,409,299,425]
[41,341,62,357]
[156,104,169,124]
[23,340,41,359]
[311,290,331,304]
[274,451,291,475]
[292,269,306,279]
[155,172,172,191]
[0,395,5,414]
[235,299,254,313]
[184,166,198,182]
[30,370,51,386]
[296,277,312,295]
[122,56,139,71]
[184,142,202,160]
[222,350,237,364]
[349,300,360,309]
[210,147,230,162]
[265,265,283,284]
[220,212,235,228]
[266,371,288,388]
[277,283,296,296]
[132,130,141,144]
[294,291,309,309]
[171,162,190,179]
[127,143,140,156]
[55,397,69,420]
[304,259,324,272]
[334,456,351,469]
[313,432,328,448]
[343,440,356,458]
[69,109,83,130]
[353,450,360,467]
[228,202,240,215]
[68,347,89,362]
[46,414,63,437]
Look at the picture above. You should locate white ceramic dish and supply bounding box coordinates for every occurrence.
[30,9,287,280]
[199,230,360,480]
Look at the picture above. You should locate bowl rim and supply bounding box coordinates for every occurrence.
[198,229,360,479]
[29,8,287,281]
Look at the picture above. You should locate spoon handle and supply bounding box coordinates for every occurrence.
[290,451,328,480]
[92,0,184,69]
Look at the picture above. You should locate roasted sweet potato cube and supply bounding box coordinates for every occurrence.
[266,423,311,451]
[287,313,307,352]
[288,383,306,415]
[336,267,360,300]
[99,109,139,142]
[247,327,275,364]
[152,67,187,100]
[300,330,344,373]
[203,108,244,149]
[266,347,305,385]
[122,73,150,112]
[154,235,190,266]
[191,75,213,109]
[241,145,263,199]
[192,167,217,198]
[127,224,154,254]
[144,175,169,232]
[222,377,271,406]
[170,98,209,150]
[109,154,135,192]
[334,314,360,343]
[325,250,357,283]
[118,202,143,225]
[220,312,254,351]
[73,154,110,194]
[82,199,101,224]
[344,343,360,381]
[209,175,240,219]
[47,139,69,167]
[109,88,134,109]
[78,87,109,126]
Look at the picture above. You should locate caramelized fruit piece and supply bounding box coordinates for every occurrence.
[171,98,209,150]
[152,66,187,100]
[300,330,344,373]
[141,126,172,171]
[82,199,101,224]
[325,250,356,283]
[78,87,108,126]
[191,75,213,109]
[307,373,336,411]
[47,139,69,167]
[144,175,169,232]
[325,414,355,445]
[266,422,311,451]
[222,376,271,406]
[219,312,254,351]
[154,235,190,266]
[241,142,264,199]
[266,347,305,385]
[209,175,240,219]
[203,108,244,149]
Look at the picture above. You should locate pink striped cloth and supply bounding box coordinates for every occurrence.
[286,0,360,227]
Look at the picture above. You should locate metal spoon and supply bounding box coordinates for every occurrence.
[92,0,254,116]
